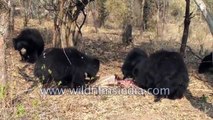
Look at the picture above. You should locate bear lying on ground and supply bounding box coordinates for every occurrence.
[34,47,100,91]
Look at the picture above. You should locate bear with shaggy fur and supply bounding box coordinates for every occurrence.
[34,47,100,90]
[122,48,148,79]
[13,28,44,63]
[134,50,189,101]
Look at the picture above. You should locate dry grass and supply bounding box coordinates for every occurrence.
[0,16,212,120]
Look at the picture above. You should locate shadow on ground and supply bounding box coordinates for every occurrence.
[185,90,213,118]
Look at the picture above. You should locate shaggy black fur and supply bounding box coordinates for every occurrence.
[198,52,213,74]
[13,28,44,63]
[34,47,100,91]
[122,48,148,79]
[134,50,189,101]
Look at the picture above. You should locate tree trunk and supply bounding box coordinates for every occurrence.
[52,0,93,48]
[161,0,168,38]
[52,0,75,48]
[0,11,8,99]
[37,6,42,24]
[180,0,191,56]
[53,14,61,47]
[193,0,213,36]
[143,0,157,31]
[122,0,133,45]
[156,0,160,37]
[23,0,30,27]
[122,24,133,45]
[8,3,15,34]
[140,0,145,34]
[58,0,66,48]
[91,10,98,33]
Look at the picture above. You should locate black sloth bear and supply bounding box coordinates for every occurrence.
[13,28,44,63]
[134,50,189,101]
[198,52,213,74]
[34,47,100,90]
[121,48,148,79]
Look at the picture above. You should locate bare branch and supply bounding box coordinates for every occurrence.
[75,9,86,34]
